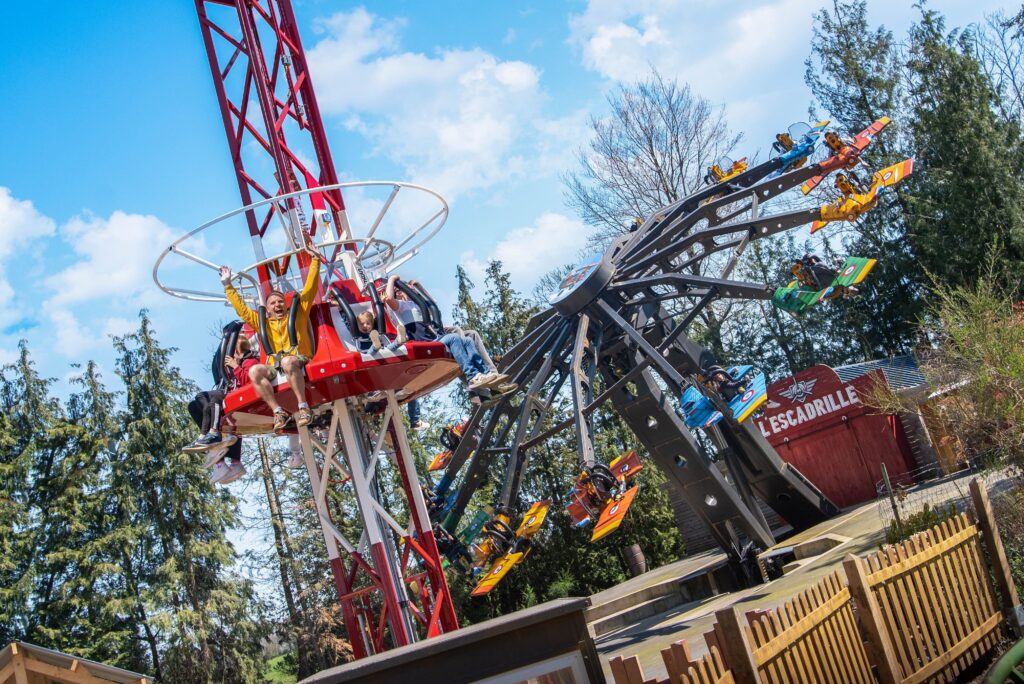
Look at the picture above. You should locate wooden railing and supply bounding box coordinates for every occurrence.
[847,512,1003,683]
[608,479,1021,684]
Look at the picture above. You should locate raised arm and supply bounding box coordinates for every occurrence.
[220,266,258,329]
[383,275,400,312]
[298,248,322,310]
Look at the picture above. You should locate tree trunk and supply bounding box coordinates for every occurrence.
[259,439,321,676]
[122,550,163,682]
[259,440,301,623]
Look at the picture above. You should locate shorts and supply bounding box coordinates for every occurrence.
[268,353,310,381]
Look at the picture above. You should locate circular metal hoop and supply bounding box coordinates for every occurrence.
[153,181,448,303]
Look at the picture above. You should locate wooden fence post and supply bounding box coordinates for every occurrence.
[843,553,902,684]
[969,477,1023,637]
[714,606,761,683]
[661,639,695,682]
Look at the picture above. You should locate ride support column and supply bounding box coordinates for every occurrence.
[334,399,419,648]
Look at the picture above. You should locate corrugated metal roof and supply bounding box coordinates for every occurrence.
[833,354,926,391]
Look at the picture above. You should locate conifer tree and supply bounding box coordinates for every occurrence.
[250,438,351,679]
[805,0,924,356]
[111,312,268,683]
[0,344,56,645]
[31,362,151,669]
[904,10,1024,293]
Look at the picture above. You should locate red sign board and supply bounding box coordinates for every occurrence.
[755,364,866,441]
[754,364,915,508]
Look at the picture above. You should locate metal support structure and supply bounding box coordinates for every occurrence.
[568,315,597,469]
[432,145,847,581]
[191,0,457,659]
[297,396,457,657]
[601,358,774,553]
[194,0,354,290]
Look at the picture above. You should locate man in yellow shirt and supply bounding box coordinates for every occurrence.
[219,244,321,430]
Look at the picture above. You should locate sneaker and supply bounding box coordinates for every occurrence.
[481,372,510,389]
[203,446,229,469]
[394,325,408,346]
[295,407,312,428]
[192,431,237,451]
[287,435,303,468]
[219,461,246,484]
[369,330,383,350]
[469,387,491,406]
[468,373,489,390]
[209,461,231,484]
[182,436,207,454]
[273,410,289,431]
[411,420,432,433]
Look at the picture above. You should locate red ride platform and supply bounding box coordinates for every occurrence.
[223,281,459,433]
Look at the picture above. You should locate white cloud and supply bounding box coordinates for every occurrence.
[46,211,178,306]
[568,0,819,142]
[0,187,56,260]
[41,210,182,353]
[0,187,57,330]
[307,8,582,200]
[460,212,594,291]
[47,305,96,352]
[102,316,136,338]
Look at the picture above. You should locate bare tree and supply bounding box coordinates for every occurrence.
[974,11,1024,124]
[563,70,742,248]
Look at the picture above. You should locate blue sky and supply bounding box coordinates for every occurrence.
[0,0,1013,391]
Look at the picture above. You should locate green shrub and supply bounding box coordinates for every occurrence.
[884,502,959,546]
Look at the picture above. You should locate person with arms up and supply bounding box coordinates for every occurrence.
[219,243,321,431]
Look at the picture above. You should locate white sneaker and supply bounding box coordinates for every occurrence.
[203,446,229,469]
[412,420,431,433]
[219,461,246,484]
[209,461,230,484]
[287,435,303,468]
[468,374,489,390]
[479,372,508,389]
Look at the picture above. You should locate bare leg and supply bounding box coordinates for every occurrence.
[280,355,307,404]
[249,364,282,413]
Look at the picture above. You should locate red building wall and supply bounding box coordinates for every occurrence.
[753,365,914,509]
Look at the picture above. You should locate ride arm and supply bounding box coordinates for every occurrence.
[224,284,260,330]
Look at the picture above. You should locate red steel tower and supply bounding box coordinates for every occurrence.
[186,0,459,658]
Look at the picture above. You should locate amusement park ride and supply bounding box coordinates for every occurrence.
[152,0,914,660]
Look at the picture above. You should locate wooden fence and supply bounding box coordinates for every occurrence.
[608,479,1022,684]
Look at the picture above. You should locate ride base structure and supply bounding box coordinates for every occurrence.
[154,0,913,662]
[156,0,460,658]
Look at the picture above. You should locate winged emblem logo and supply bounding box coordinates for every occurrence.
[778,378,818,404]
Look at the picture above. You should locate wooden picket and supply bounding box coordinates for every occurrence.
[854,511,1003,683]
[607,480,1015,684]
[679,647,733,684]
[745,571,873,683]
[606,641,733,684]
